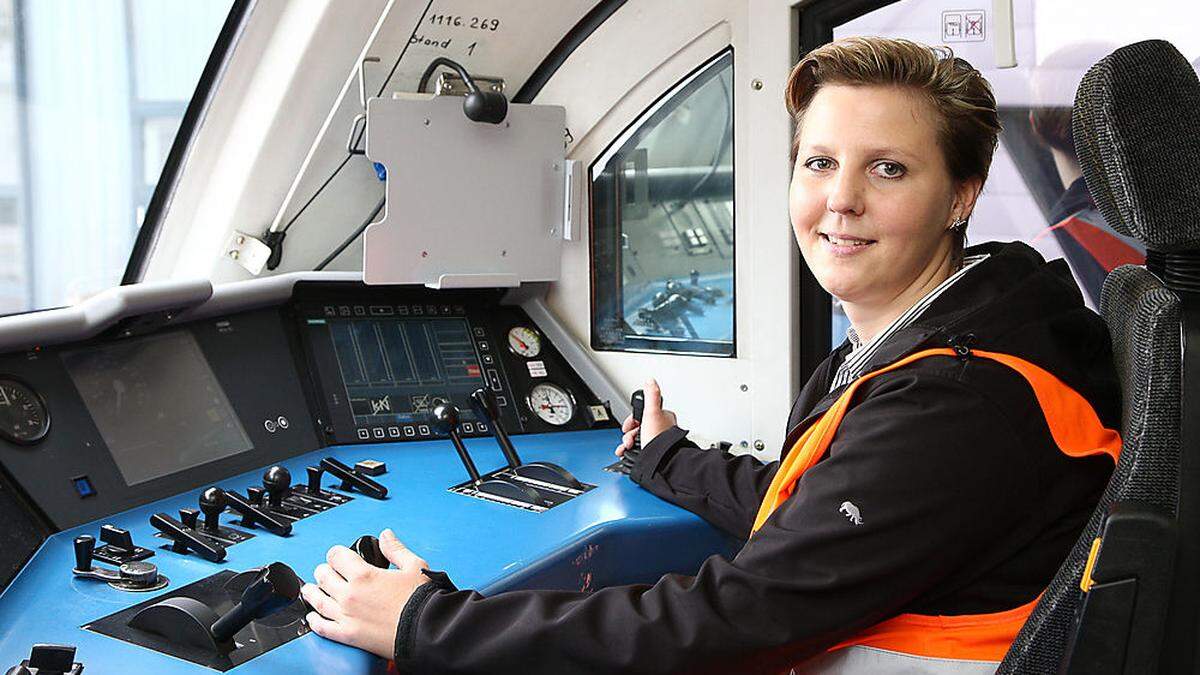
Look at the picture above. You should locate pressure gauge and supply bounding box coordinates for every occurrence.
[0,377,49,445]
[507,326,542,358]
[527,383,575,426]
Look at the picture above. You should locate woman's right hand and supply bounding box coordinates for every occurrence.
[615,379,677,457]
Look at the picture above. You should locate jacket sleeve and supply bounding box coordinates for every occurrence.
[392,372,1038,675]
[629,426,780,540]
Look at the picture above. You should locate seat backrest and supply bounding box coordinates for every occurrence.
[999,39,1200,674]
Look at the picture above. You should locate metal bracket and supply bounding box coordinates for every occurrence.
[223,231,274,275]
[562,159,583,242]
[435,72,505,97]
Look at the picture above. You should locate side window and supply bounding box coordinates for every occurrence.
[590,50,735,356]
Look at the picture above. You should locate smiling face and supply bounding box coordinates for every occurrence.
[789,84,977,318]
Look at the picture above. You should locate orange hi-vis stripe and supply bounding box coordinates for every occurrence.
[752,347,1121,662]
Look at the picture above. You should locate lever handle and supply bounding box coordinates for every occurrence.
[431,402,483,486]
[351,535,390,569]
[150,513,227,563]
[179,508,201,530]
[631,389,646,423]
[320,457,387,499]
[306,466,324,494]
[470,388,522,469]
[99,524,134,553]
[210,562,302,643]
[73,535,94,572]
[224,491,293,536]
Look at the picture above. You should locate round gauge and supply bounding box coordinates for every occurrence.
[0,378,49,445]
[507,326,542,358]
[527,383,575,426]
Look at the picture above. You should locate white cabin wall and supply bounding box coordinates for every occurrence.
[537,0,800,458]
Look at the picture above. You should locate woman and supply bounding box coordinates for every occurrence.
[300,37,1120,674]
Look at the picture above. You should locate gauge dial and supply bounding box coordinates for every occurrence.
[0,378,49,445]
[527,383,575,426]
[507,326,542,358]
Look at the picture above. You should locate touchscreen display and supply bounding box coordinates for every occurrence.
[62,331,253,486]
[326,315,486,426]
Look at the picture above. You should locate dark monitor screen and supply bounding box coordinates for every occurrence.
[325,315,486,426]
[62,331,253,486]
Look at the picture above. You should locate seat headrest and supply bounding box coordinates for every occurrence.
[1073,39,1200,252]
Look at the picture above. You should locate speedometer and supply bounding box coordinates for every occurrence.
[0,377,50,445]
[526,383,575,426]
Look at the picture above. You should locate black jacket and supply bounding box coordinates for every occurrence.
[393,241,1118,674]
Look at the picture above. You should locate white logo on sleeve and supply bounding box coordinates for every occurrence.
[839,501,863,526]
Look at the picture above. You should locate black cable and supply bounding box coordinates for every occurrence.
[418,57,481,95]
[273,0,434,242]
[314,195,386,271]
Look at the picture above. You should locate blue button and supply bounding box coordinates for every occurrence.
[71,475,96,498]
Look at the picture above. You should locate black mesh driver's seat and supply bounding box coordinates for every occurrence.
[999,39,1200,675]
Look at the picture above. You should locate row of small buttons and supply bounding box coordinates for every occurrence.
[324,304,466,318]
[355,421,490,441]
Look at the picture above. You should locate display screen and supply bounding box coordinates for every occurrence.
[62,331,253,486]
[322,315,487,428]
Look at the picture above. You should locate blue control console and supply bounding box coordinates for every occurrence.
[0,430,735,672]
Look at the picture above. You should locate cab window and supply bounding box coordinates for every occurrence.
[590,49,735,356]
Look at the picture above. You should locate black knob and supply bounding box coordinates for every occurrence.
[199,487,226,534]
[210,562,303,643]
[73,535,94,572]
[352,535,390,569]
[179,508,201,530]
[262,466,292,508]
[431,401,460,434]
[246,486,266,506]
[306,466,324,494]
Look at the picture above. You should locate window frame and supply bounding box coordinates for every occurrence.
[587,46,737,357]
[120,0,253,285]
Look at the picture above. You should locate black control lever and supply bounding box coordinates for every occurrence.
[470,388,583,489]
[72,534,167,591]
[198,487,226,535]
[351,535,390,569]
[433,401,547,507]
[6,644,83,675]
[224,490,293,536]
[128,562,302,654]
[150,513,227,563]
[619,389,647,474]
[320,457,387,499]
[211,562,303,643]
[262,466,291,509]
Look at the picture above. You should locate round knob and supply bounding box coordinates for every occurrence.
[263,465,291,491]
[199,487,226,533]
[263,466,291,507]
[200,487,226,513]
[119,561,159,589]
[431,401,460,434]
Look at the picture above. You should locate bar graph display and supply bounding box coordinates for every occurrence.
[323,317,485,429]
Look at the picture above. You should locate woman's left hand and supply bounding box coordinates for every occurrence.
[301,528,431,659]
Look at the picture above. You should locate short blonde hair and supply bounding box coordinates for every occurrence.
[785,37,1002,253]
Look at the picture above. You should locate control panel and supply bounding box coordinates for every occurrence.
[0,281,731,673]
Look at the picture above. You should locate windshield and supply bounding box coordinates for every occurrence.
[0,0,234,314]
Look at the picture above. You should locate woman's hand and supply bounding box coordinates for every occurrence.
[615,379,677,457]
[302,529,431,659]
